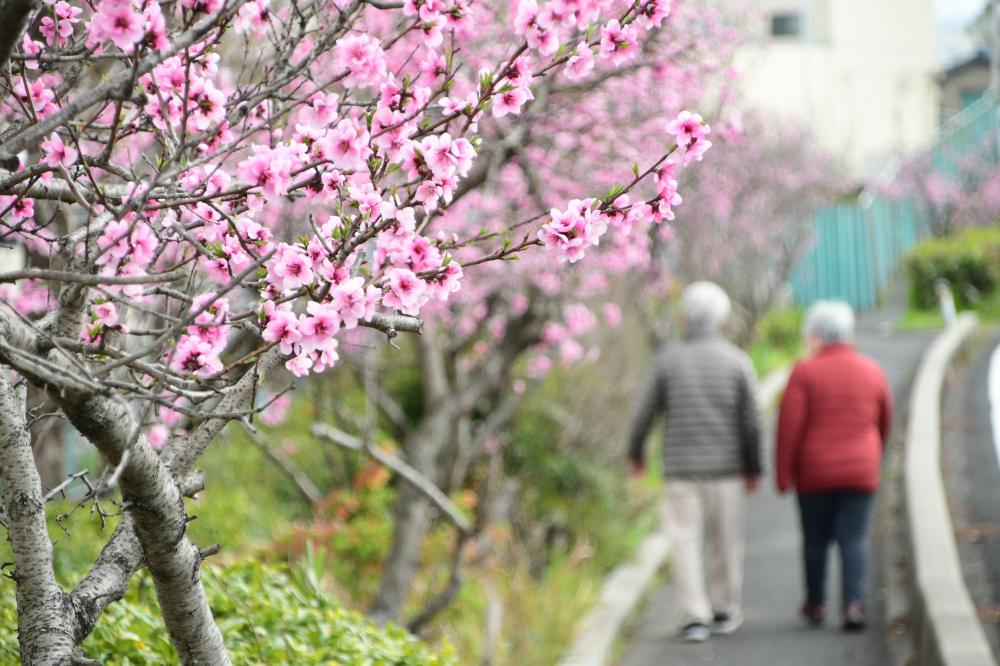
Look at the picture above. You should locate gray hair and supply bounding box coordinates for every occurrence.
[681,281,731,334]
[804,300,855,344]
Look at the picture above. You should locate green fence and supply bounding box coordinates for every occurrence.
[790,90,1000,310]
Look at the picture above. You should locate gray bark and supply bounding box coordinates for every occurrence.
[367,407,453,624]
[0,1,37,88]
[70,517,143,643]
[58,394,231,666]
[369,307,545,622]
[0,375,76,665]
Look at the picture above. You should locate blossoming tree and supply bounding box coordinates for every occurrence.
[0,0,710,662]
[301,2,741,624]
[669,110,836,337]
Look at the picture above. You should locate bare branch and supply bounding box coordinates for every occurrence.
[312,422,471,533]
[243,427,324,505]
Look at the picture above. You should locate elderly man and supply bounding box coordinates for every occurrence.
[776,301,891,631]
[629,281,763,643]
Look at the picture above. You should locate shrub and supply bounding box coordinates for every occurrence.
[0,560,455,665]
[748,307,804,375]
[907,226,1000,309]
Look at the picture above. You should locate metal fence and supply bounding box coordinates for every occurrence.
[789,90,1000,310]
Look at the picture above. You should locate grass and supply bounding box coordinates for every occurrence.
[748,307,805,376]
[898,293,1000,331]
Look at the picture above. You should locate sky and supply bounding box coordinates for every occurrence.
[934,0,989,65]
[934,0,988,27]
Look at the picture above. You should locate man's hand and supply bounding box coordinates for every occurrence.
[630,460,646,478]
[744,475,760,493]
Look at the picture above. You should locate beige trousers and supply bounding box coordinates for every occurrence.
[661,477,745,624]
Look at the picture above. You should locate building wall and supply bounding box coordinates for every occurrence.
[737,0,940,179]
[940,63,990,120]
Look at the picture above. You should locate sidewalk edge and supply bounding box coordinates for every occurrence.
[904,313,998,666]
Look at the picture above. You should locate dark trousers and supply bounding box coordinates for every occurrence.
[796,491,875,606]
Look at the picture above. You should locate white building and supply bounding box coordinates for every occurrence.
[737,0,940,179]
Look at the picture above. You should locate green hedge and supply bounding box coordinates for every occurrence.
[907,226,1000,309]
[0,560,455,665]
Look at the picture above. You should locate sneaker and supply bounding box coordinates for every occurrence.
[680,622,711,643]
[711,610,743,635]
[801,602,826,626]
[842,601,866,631]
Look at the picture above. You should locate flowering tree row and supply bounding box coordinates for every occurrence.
[669,110,836,337]
[0,0,710,662]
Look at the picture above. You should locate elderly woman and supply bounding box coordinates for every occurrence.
[630,282,764,643]
[776,301,892,631]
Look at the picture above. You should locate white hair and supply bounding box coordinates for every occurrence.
[681,281,731,334]
[804,300,855,344]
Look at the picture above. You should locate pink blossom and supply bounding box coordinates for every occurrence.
[297,301,340,354]
[602,303,622,327]
[382,267,427,315]
[88,0,144,52]
[492,86,534,118]
[420,50,448,85]
[159,405,183,427]
[187,294,230,351]
[564,42,595,81]
[299,91,339,126]
[637,0,673,28]
[40,132,77,168]
[421,133,475,178]
[170,336,223,377]
[266,244,315,293]
[331,277,369,328]
[186,79,226,132]
[20,34,42,70]
[260,393,292,426]
[666,111,712,165]
[564,303,596,336]
[0,196,34,222]
[537,198,606,263]
[326,118,371,171]
[285,354,313,377]
[234,0,271,35]
[181,0,223,14]
[94,301,119,327]
[148,425,169,450]
[335,33,387,87]
[599,20,639,65]
[237,144,294,198]
[40,1,81,47]
[261,307,301,354]
[141,1,169,51]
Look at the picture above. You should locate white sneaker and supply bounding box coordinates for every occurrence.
[710,610,743,635]
[681,622,711,642]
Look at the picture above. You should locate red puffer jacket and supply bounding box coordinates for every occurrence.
[776,344,892,494]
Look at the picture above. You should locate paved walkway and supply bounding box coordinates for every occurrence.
[619,305,935,666]
[942,328,1000,657]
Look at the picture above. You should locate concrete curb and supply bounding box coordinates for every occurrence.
[904,313,997,666]
[557,366,790,666]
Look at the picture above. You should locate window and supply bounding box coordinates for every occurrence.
[771,12,802,38]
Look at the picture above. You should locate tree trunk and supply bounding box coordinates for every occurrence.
[368,408,452,623]
[0,376,76,665]
[59,395,231,666]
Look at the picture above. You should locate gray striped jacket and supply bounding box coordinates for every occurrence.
[628,334,764,478]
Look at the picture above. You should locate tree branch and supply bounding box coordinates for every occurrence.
[312,422,471,533]
[244,427,323,505]
[0,373,76,662]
